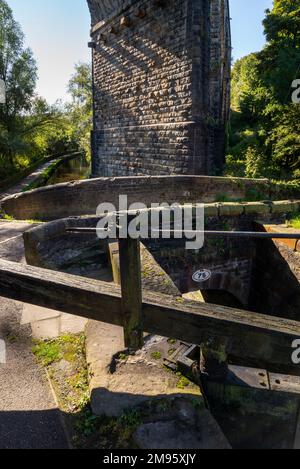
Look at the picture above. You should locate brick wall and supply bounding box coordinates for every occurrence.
[87,0,231,177]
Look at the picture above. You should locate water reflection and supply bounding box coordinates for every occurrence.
[46,154,91,185]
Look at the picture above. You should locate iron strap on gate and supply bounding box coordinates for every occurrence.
[66,226,300,253]
[66,227,300,240]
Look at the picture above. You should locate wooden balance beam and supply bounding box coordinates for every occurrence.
[0,257,299,373]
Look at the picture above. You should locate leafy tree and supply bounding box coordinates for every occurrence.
[0,0,78,182]
[0,0,38,165]
[227,0,300,180]
[67,62,92,158]
[0,0,37,116]
[263,0,300,47]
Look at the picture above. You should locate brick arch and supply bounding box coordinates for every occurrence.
[179,265,250,308]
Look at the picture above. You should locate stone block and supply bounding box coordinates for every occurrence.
[219,203,244,217]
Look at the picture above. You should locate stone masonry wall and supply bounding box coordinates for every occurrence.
[87,0,231,177]
[146,216,257,307]
[1,175,281,221]
[250,237,300,321]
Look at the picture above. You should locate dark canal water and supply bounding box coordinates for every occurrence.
[46,154,91,186]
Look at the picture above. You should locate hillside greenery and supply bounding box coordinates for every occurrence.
[226,0,300,182]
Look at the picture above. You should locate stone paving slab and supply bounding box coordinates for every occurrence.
[21,304,88,340]
[86,326,201,417]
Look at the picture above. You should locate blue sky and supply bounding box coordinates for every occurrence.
[7,0,274,103]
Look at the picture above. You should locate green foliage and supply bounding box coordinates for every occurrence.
[287,212,300,229]
[73,407,142,448]
[245,146,268,179]
[0,1,79,182]
[290,217,300,229]
[0,2,91,185]
[0,1,37,118]
[270,178,300,200]
[67,63,92,159]
[118,353,128,361]
[0,0,37,171]
[228,0,300,182]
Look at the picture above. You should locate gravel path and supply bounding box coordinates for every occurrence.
[0,221,70,449]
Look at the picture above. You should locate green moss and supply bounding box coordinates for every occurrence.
[175,297,184,304]
[156,399,172,413]
[177,376,191,389]
[120,409,141,427]
[32,333,85,367]
[74,407,142,449]
[167,338,177,345]
[32,340,61,366]
[118,353,128,361]
[151,351,162,360]
[190,398,205,411]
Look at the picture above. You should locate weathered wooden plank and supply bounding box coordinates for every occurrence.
[0,259,299,371]
[142,290,300,372]
[0,258,122,325]
[118,237,143,350]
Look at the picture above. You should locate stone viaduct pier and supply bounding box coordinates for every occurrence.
[87,0,231,177]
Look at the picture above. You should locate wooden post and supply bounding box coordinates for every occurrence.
[200,337,228,382]
[118,216,143,351]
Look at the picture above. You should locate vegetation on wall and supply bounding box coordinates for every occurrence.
[226,0,300,181]
[0,0,92,185]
